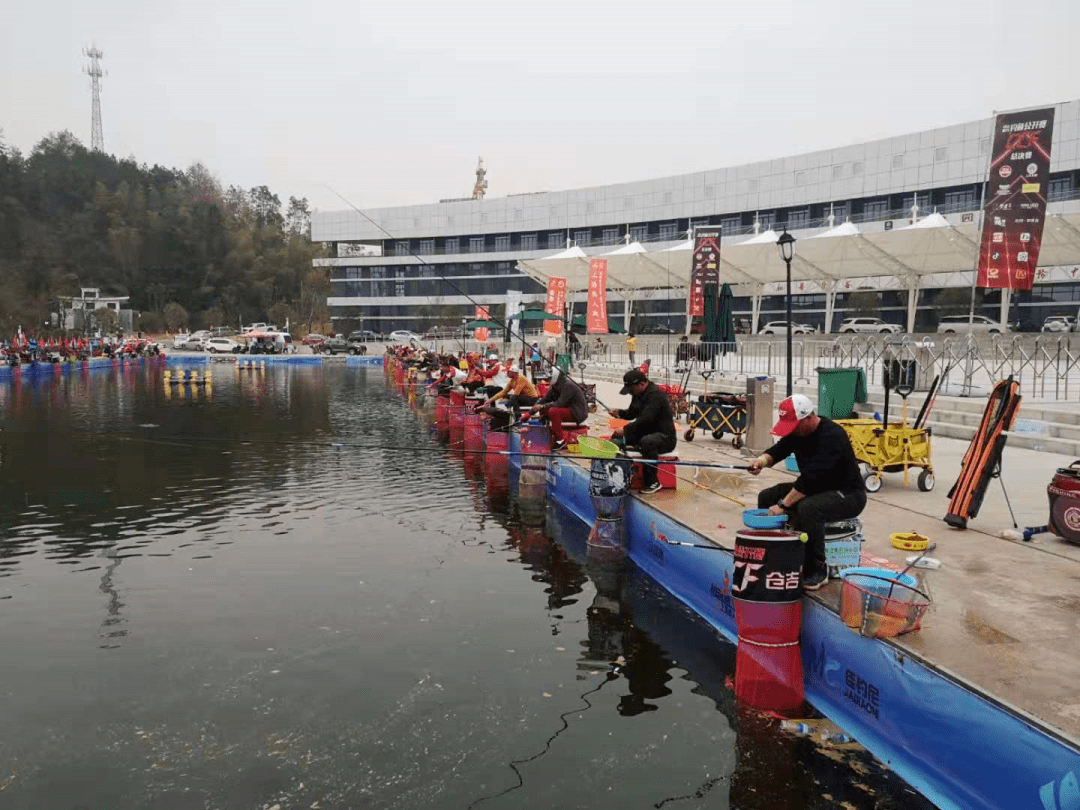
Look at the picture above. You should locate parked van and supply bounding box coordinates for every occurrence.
[936,315,1011,334]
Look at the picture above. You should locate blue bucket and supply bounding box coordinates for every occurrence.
[742,508,788,530]
[839,567,917,593]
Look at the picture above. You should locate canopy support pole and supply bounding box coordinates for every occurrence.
[1000,288,1011,330]
[823,282,836,334]
[906,277,921,334]
[623,298,632,332]
[751,288,762,334]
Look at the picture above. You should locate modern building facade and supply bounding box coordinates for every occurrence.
[312,99,1080,335]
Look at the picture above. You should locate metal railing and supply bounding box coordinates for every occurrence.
[592,334,1080,401]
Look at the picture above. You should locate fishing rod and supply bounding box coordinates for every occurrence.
[325,185,566,375]
[118,433,752,471]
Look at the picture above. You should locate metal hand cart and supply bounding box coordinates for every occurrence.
[684,389,748,448]
[835,380,935,493]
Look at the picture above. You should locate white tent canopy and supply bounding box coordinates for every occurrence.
[517,209,1080,291]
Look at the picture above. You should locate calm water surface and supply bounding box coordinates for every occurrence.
[0,363,935,809]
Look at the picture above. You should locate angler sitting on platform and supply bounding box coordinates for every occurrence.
[479,355,508,398]
[610,369,677,494]
[748,394,866,591]
[480,365,538,419]
[529,367,588,451]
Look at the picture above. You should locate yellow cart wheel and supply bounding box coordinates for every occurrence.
[864,472,883,493]
[917,469,935,492]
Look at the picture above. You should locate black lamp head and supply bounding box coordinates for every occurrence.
[777,229,796,262]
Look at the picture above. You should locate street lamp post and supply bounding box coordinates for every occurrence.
[777,230,796,397]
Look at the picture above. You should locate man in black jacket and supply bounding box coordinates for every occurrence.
[611,369,677,494]
[748,394,866,590]
[531,367,589,451]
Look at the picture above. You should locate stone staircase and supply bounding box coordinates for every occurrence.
[575,362,1080,457]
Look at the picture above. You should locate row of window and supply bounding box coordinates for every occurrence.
[373,173,1078,257]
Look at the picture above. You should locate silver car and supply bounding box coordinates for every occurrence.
[936,315,1011,334]
[758,321,815,335]
[839,317,902,335]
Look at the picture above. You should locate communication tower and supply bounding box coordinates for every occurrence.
[83,45,106,152]
[472,157,487,200]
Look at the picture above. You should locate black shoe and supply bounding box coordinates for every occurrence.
[641,481,663,494]
[803,569,829,591]
[552,439,567,451]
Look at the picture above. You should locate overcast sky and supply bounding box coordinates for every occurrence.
[2,0,1079,213]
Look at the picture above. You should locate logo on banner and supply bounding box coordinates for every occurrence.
[999,165,1013,178]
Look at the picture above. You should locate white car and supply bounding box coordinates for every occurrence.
[936,315,1011,334]
[1041,315,1077,333]
[758,321,814,335]
[205,337,239,353]
[176,335,207,351]
[839,317,902,335]
[172,334,191,350]
[388,330,423,343]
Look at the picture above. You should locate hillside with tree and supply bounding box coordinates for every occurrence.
[0,129,329,336]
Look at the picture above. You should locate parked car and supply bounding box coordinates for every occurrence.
[173,334,207,350]
[242,322,268,332]
[348,330,379,342]
[190,330,213,341]
[319,336,351,354]
[302,333,328,347]
[388,330,423,343]
[839,317,902,335]
[758,321,815,335]
[205,337,239,353]
[172,333,191,350]
[1041,315,1077,333]
[423,326,462,340]
[936,315,1011,334]
[637,323,677,335]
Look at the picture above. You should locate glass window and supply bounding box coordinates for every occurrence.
[1049,177,1073,201]
[444,237,459,254]
[659,222,679,240]
[520,233,537,250]
[417,240,434,255]
[689,218,709,234]
[547,233,564,249]
[943,190,975,211]
[720,216,742,234]
[757,212,775,230]
[494,235,510,251]
[574,229,591,245]
[601,228,620,245]
[395,240,410,255]
[787,209,809,228]
[630,225,648,242]
[830,203,849,222]
[469,237,484,253]
[863,200,888,219]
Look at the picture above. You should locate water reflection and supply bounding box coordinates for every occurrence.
[0,364,936,810]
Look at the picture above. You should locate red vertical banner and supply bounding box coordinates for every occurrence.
[690,227,722,316]
[544,277,566,336]
[474,306,489,342]
[587,259,608,333]
[978,109,1055,291]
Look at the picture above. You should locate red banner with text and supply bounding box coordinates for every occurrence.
[690,227,722,316]
[544,277,566,336]
[474,306,490,342]
[587,259,608,333]
[977,108,1055,290]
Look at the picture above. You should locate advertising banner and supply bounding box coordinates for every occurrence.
[474,305,489,343]
[977,109,1055,290]
[504,290,522,342]
[690,227,722,316]
[587,259,608,334]
[544,277,567,336]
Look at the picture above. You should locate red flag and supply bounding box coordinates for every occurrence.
[586,260,608,334]
[474,306,490,343]
[543,277,566,336]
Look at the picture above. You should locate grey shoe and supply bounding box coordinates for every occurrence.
[641,481,663,494]
[803,569,829,591]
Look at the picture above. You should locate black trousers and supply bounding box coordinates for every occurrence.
[757,483,866,574]
[629,433,677,487]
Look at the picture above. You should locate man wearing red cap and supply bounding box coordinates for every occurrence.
[747,394,865,590]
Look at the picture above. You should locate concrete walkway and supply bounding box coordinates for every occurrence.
[573,373,1080,744]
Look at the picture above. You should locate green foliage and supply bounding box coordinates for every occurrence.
[163,302,188,331]
[94,307,120,335]
[0,129,329,335]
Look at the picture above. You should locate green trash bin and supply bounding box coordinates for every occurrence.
[556,353,573,374]
[816,367,867,419]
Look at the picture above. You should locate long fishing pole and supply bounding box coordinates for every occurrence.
[118,433,752,471]
[325,185,564,372]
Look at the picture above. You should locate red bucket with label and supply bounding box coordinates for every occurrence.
[1049,462,1080,545]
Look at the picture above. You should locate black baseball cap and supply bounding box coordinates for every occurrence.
[620,368,648,395]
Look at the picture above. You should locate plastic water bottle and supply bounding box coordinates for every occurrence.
[820,730,855,745]
[780,720,813,736]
